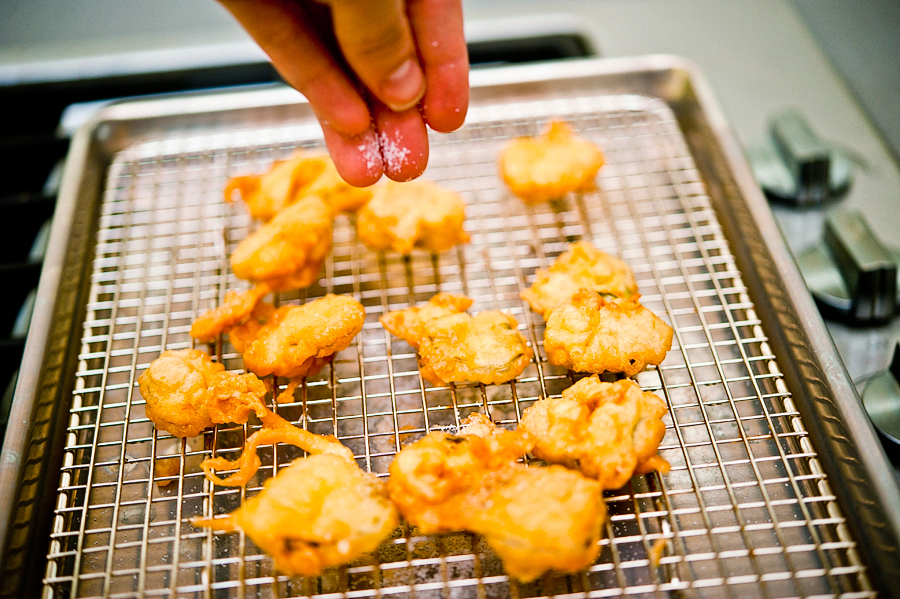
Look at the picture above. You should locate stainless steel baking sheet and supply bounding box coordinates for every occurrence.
[36,88,876,599]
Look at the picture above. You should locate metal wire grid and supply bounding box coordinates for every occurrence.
[41,94,873,599]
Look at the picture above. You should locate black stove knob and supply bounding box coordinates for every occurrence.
[797,210,900,324]
[748,109,853,206]
[862,343,900,452]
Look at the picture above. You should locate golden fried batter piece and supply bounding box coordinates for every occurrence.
[521,240,637,315]
[303,155,373,216]
[381,295,532,386]
[388,413,534,532]
[521,376,669,489]
[200,411,353,486]
[499,121,605,204]
[241,294,365,379]
[356,179,470,254]
[544,290,673,376]
[230,195,333,291]
[379,293,472,348]
[466,465,605,581]
[190,284,271,342]
[138,349,268,437]
[418,311,533,386]
[388,413,604,582]
[226,153,371,222]
[229,300,276,353]
[194,414,397,577]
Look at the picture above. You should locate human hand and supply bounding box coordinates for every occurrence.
[219,0,469,186]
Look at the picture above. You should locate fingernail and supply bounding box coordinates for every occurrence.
[382,58,425,112]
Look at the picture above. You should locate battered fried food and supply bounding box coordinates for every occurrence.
[499,121,605,204]
[225,152,323,221]
[230,195,332,291]
[467,465,605,581]
[200,410,353,486]
[138,348,268,437]
[543,290,673,376]
[190,284,271,342]
[387,413,534,532]
[521,240,637,315]
[379,293,472,348]
[229,300,276,353]
[521,376,669,489]
[241,294,366,379]
[194,414,397,576]
[417,311,533,386]
[302,155,373,216]
[388,413,604,582]
[226,152,371,221]
[381,295,532,386]
[356,179,470,254]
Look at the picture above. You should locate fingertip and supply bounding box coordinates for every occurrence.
[374,105,429,182]
[421,58,469,133]
[321,125,384,187]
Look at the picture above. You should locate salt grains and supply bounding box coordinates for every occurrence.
[356,129,381,176]
[379,130,411,174]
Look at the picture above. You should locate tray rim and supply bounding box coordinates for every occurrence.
[2,53,898,598]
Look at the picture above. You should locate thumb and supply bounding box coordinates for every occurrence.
[323,0,426,112]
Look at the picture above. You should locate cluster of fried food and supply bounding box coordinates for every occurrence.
[138,130,678,583]
[380,293,533,386]
[389,413,605,582]
[190,293,365,401]
[522,240,674,376]
[389,376,671,582]
[499,121,605,204]
[226,153,469,294]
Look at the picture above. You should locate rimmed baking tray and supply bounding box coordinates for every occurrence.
[2,55,899,599]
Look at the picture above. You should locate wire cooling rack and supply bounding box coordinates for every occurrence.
[42,94,873,599]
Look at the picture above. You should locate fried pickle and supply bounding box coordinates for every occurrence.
[499,121,605,204]
[190,284,271,342]
[241,294,365,379]
[521,240,637,315]
[356,179,470,254]
[381,295,532,386]
[388,413,604,582]
[226,152,371,222]
[543,290,673,376]
[521,376,669,488]
[230,195,332,291]
[194,414,397,576]
[137,348,268,437]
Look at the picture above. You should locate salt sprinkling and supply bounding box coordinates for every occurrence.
[379,130,411,173]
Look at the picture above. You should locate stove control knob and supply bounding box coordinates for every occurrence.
[797,210,899,324]
[862,343,900,451]
[748,109,853,206]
